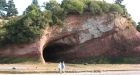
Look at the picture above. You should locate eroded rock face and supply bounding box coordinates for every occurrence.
[64,14,115,43]
[45,13,140,60]
[0,12,140,63]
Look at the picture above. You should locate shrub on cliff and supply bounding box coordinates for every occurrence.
[83,1,123,16]
[45,0,64,26]
[2,11,49,44]
[89,1,103,15]
[45,0,64,18]
[61,0,86,14]
[109,4,123,14]
[96,1,110,13]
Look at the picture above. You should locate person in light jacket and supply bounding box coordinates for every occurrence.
[58,62,62,73]
[61,61,65,73]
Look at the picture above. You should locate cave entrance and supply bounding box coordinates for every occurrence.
[43,42,73,62]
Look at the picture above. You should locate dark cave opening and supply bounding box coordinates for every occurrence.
[43,42,73,62]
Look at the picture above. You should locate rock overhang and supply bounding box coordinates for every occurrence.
[0,12,140,63]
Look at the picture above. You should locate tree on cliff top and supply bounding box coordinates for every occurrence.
[6,0,18,17]
[32,0,39,6]
[0,0,7,17]
[0,0,6,9]
[45,0,64,26]
[24,0,40,15]
[24,4,40,15]
[45,0,63,17]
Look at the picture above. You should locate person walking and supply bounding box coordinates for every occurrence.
[58,62,62,73]
[61,61,65,73]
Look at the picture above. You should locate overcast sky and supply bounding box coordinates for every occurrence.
[13,0,140,22]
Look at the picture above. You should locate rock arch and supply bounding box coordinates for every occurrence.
[1,13,140,64]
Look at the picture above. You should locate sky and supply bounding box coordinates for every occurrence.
[12,0,140,23]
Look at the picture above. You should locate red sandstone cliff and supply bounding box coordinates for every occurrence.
[0,12,140,63]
